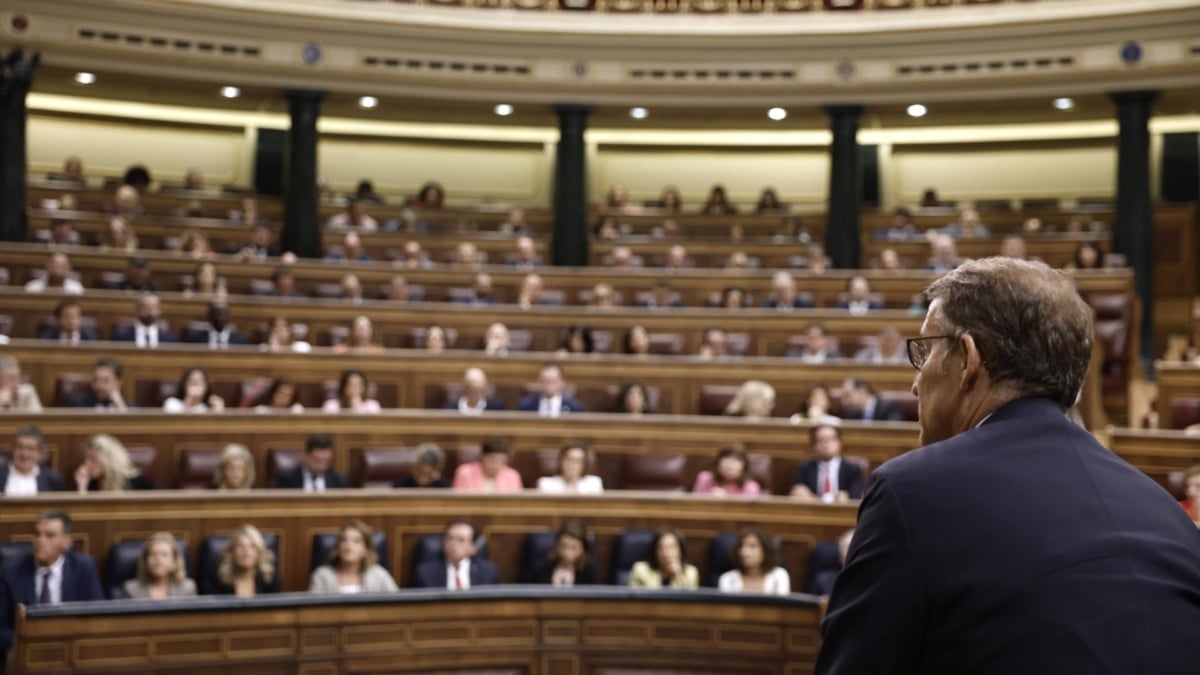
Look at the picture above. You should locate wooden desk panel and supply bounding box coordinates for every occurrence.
[15,591,822,674]
[1105,427,1200,488]
[1154,362,1200,429]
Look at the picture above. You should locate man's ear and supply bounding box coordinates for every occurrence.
[958,333,984,391]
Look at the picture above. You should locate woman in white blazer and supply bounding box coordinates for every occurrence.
[717,529,790,596]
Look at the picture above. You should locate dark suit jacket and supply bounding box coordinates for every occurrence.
[273,465,349,490]
[208,573,280,596]
[413,557,500,589]
[391,476,451,489]
[0,466,65,494]
[817,397,1200,675]
[762,297,815,309]
[111,324,179,344]
[0,551,104,651]
[865,396,905,422]
[792,458,864,500]
[184,328,249,346]
[36,327,98,342]
[527,558,598,586]
[63,390,130,410]
[516,394,585,414]
[443,396,506,412]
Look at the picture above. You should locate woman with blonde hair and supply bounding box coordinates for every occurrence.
[308,520,397,594]
[212,524,279,597]
[100,216,138,253]
[75,433,154,493]
[211,444,255,491]
[123,532,197,599]
[724,380,776,421]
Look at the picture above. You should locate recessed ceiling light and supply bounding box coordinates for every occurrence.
[220,86,241,99]
[767,107,787,121]
[494,103,514,116]
[1052,97,1075,111]
[907,104,927,118]
[358,96,378,109]
[74,72,96,85]
[629,107,649,120]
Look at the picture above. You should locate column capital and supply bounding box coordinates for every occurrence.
[0,49,40,97]
[822,104,865,119]
[1108,90,1160,106]
[554,103,594,116]
[283,89,327,103]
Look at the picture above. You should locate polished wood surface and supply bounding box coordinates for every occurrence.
[15,590,822,674]
[1106,427,1200,487]
[1150,362,1200,429]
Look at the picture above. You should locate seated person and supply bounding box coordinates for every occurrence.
[786,323,839,363]
[322,369,382,414]
[392,443,451,489]
[24,252,84,294]
[854,327,907,365]
[663,244,691,271]
[556,325,594,354]
[457,272,499,305]
[941,207,989,239]
[927,234,963,273]
[270,266,305,298]
[0,511,102,665]
[324,232,372,263]
[1,426,65,495]
[622,325,651,356]
[451,437,523,493]
[789,424,864,503]
[517,364,585,417]
[697,327,729,360]
[425,324,449,353]
[615,380,651,416]
[640,281,683,309]
[261,317,312,353]
[308,520,397,593]
[274,434,349,492]
[112,294,178,347]
[445,367,504,415]
[117,257,157,292]
[792,384,840,425]
[74,433,154,493]
[38,298,97,344]
[251,377,305,413]
[209,524,279,597]
[333,315,382,354]
[628,529,699,589]
[413,520,500,589]
[0,356,41,413]
[692,443,762,497]
[338,273,365,304]
[47,217,81,245]
[386,274,411,303]
[724,380,775,421]
[211,444,255,491]
[482,322,509,356]
[123,532,197,599]
[537,442,603,495]
[1000,234,1029,260]
[65,357,130,411]
[516,273,548,310]
[325,200,379,232]
[809,529,855,596]
[48,155,86,185]
[162,368,225,413]
[185,302,249,349]
[508,235,541,271]
[836,276,883,316]
[231,224,280,260]
[1179,464,1200,524]
[396,240,433,269]
[718,529,791,595]
[840,377,905,422]
[527,521,598,587]
[762,272,813,310]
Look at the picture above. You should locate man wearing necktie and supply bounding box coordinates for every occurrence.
[516,364,585,418]
[111,294,178,347]
[413,521,500,590]
[273,434,349,492]
[37,298,97,345]
[0,512,103,674]
[789,424,864,504]
[186,302,249,350]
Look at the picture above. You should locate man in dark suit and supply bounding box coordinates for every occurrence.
[840,377,905,422]
[834,275,885,315]
[444,367,505,415]
[413,521,500,589]
[789,424,864,503]
[817,258,1200,675]
[274,434,349,492]
[111,293,178,347]
[761,271,814,310]
[0,512,104,673]
[516,364,584,418]
[37,298,97,345]
[184,302,249,349]
[64,357,129,412]
[0,426,64,496]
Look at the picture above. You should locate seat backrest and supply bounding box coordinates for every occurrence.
[647,332,684,355]
[621,454,686,492]
[267,448,304,486]
[1169,397,1200,429]
[125,446,157,485]
[698,385,739,416]
[177,448,222,489]
[310,530,390,574]
[610,530,684,585]
[0,541,32,567]
[725,332,752,357]
[134,380,177,407]
[410,326,459,349]
[356,446,418,488]
[411,533,490,578]
[55,373,92,406]
[196,532,279,595]
[104,536,189,599]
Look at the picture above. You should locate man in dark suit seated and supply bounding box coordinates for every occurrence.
[0,511,103,674]
[834,275,885,316]
[785,322,840,364]
[413,520,500,590]
[37,298,97,345]
[445,367,504,415]
[0,426,64,496]
[111,294,178,347]
[516,364,585,418]
[185,302,249,349]
[116,256,159,293]
[64,357,129,412]
[817,258,1200,675]
[789,424,864,503]
[274,434,349,493]
[839,377,905,422]
[762,271,814,311]
[638,281,684,309]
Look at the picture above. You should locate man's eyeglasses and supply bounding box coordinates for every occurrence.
[906,335,954,371]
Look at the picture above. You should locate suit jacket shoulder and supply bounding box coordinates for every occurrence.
[516,395,538,412]
[274,466,304,489]
[414,559,446,588]
[472,559,500,586]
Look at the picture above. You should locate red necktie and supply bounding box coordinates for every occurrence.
[822,466,832,496]
[455,569,463,589]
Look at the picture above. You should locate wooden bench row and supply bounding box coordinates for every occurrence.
[1153,362,1200,429]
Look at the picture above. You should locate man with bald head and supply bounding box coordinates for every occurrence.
[817,258,1200,675]
[444,368,505,415]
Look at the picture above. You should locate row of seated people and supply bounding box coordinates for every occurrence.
[0,512,853,606]
[1,424,870,501]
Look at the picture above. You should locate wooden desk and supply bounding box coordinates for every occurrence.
[15,589,822,674]
[1105,427,1200,487]
[1154,362,1200,429]
[0,491,858,597]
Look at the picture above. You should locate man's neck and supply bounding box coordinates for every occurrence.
[13,464,38,478]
